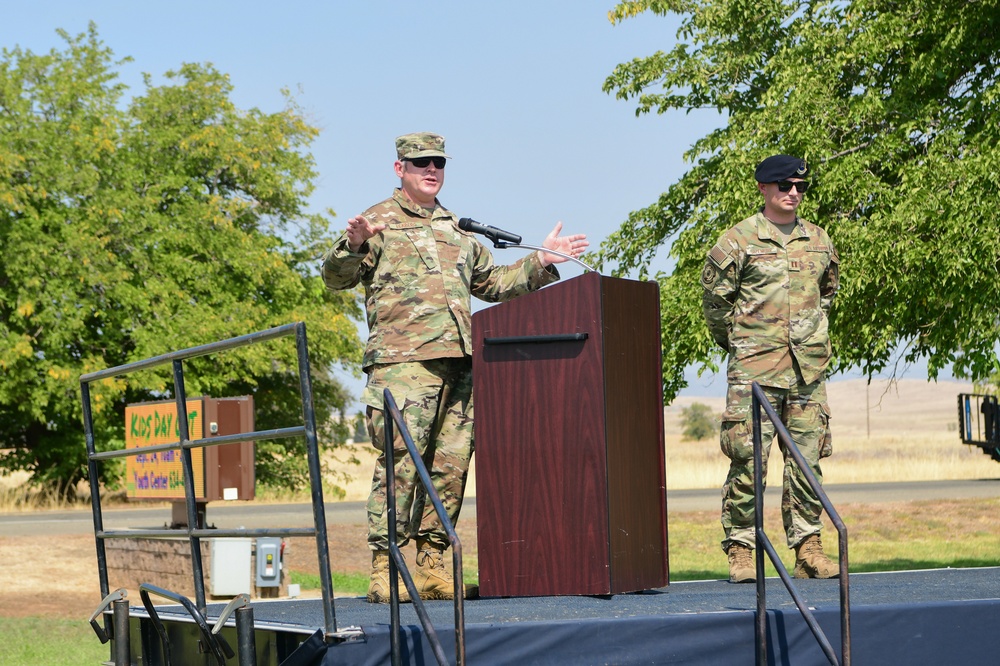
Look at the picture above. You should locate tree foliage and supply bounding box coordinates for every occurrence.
[352,411,370,443]
[680,402,717,441]
[0,26,363,493]
[596,0,1000,401]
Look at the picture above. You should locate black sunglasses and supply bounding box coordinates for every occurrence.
[405,156,446,169]
[776,180,809,193]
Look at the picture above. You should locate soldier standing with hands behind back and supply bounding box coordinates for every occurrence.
[701,154,840,584]
[322,132,588,603]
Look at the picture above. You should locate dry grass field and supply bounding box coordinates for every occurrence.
[664,377,998,490]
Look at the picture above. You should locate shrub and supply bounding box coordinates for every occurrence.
[681,403,717,441]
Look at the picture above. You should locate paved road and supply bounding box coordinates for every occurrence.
[2,478,998,538]
[665,478,1000,512]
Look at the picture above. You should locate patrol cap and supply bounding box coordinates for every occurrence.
[754,154,809,182]
[395,132,451,160]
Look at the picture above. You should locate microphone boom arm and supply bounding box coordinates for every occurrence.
[493,241,596,273]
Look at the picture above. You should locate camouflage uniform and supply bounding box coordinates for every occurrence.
[702,210,840,550]
[322,188,558,551]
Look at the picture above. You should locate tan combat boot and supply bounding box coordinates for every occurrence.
[727,542,756,583]
[367,550,411,604]
[793,534,839,579]
[413,541,455,600]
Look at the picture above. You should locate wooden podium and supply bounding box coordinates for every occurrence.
[472,272,668,597]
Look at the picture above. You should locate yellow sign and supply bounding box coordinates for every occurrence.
[125,400,205,499]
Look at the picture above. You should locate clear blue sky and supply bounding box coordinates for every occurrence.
[4,1,707,268]
[3,2,953,400]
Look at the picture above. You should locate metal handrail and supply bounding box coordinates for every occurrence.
[212,594,258,666]
[79,322,338,637]
[751,381,851,666]
[139,583,234,665]
[383,388,466,666]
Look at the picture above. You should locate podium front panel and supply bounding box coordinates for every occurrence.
[473,274,611,596]
[473,272,668,598]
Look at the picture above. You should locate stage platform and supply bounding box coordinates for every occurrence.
[131,566,1000,665]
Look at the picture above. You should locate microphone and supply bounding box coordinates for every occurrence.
[458,218,522,245]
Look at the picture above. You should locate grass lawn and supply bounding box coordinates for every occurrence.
[291,497,1000,596]
[665,498,1000,580]
[0,618,109,666]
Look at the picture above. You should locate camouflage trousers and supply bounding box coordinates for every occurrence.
[720,380,832,552]
[361,358,474,552]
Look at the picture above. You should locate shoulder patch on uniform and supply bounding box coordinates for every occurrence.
[701,263,718,288]
[708,244,733,270]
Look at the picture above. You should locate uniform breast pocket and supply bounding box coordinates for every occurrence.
[373,268,419,291]
[376,236,424,288]
[744,247,779,280]
[805,246,832,273]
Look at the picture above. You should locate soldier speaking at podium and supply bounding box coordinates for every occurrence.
[701,154,841,584]
[322,132,588,603]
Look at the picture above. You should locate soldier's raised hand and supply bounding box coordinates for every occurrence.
[346,214,387,253]
[537,221,589,267]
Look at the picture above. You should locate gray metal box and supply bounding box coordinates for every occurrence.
[210,538,252,596]
[255,537,282,588]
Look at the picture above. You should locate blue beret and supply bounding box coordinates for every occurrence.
[754,155,809,182]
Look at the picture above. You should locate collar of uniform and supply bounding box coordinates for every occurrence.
[392,188,441,219]
[753,211,809,241]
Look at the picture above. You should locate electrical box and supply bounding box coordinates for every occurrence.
[210,538,252,596]
[255,537,283,588]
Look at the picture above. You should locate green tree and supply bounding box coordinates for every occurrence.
[0,25,362,494]
[680,402,717,441]
[596,0,1000,402]
[353,410,370,443]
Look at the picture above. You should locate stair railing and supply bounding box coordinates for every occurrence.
[383,388,466,666]
[751,381,851,665]
[80,323,339,642]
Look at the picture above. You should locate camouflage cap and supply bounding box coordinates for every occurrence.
[395,132,451,160]
[754,154,809,182]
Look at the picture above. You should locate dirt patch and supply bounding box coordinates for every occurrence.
[1,534,98,619]
[0,528,372,620]
[0,521,480,620]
